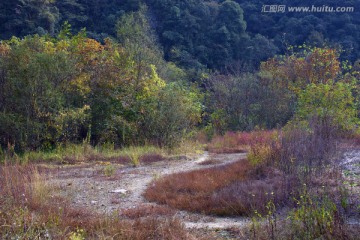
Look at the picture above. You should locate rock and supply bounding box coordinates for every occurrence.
[109,189,127,194]
[91,201,98,205]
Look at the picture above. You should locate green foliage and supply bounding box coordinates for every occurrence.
[103,164,116,177]
[1,0,359,70]
[1,1,359,152]
[288,188,339,240]
[0,35,77,151]
[255,46,359,132]
[116,6,150,46]
[0,30,201,152]
[148,0,250,69]
[248,143,273,167]
[0,0,60,39]
[297,82,358,131]
[125,147,141,167]
[206,71,293,132]
[54,105,91,144]
[141,82,203,148]
[238,0,360,63]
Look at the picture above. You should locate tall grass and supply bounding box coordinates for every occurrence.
[0,164,192,239]
[0,135,206,166]
[144,158,291,216]
[207,130,276,153]
[145,119,357,239]
[2,143,167,166]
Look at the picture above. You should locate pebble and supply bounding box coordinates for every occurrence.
[109,189,127,194]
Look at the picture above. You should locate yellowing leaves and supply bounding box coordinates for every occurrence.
[150,64,166,88]
[260,47,341,94]
[75,39,105,66]
[68,73,91,96]
[137,65,166,100]
[0,43,11,56]
[297,82,357,131]
[55,40,70,52]
[44,41,55,53]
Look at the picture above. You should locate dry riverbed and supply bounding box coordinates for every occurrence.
[47,152,250,236]
[42,148,360,239]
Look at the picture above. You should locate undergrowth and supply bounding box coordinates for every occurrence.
[145,117,359,239]
[1,139,205,166]
[1,143,167,166]
[0,164,192,239]
[207,130,276,154]
[144,159,290,216]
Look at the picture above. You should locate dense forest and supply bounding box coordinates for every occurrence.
[1,0,359,69]
[0,0,359,152]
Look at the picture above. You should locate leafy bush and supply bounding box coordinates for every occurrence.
[141,82,203,148]
[288,190,341,239]
[103,164,115,177]
[297,82,358,132]
[0,30,202,153]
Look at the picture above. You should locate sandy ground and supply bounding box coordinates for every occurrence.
[49,152,251,230]
[46,148,360,234]
[341,149,360,225]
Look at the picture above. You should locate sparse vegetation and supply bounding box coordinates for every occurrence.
[103,164,116,177]
[0,164,193,239]
[1,143,167,166]
[207,130,276,154]
[144,156,290,216]
[119,204,176,219]
[145,116,359,238]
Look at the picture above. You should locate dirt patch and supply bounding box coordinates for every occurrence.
[44,148,359,234]
[341,149,360,225]
[48,152,249,230]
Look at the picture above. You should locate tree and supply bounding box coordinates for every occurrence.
[297,82,358,131]
[56,0,88,28]
[260,46,341,94]
[0,0,60,39]
[0,35,76,150]
[206,72,263,133]
[141,82,203,147]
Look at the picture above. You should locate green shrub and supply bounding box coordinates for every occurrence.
[103,164,116,177]
[288,188,340,239]
[297,82,358,132]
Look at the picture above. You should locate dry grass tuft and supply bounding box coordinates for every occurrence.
[140,153,166,165]
[145,118,354,222]
[144,159,292,216]
[86,154,131,165]
[0,164,193,239]
[197,159,222,165]
[120,204,176,219]
[207,130,276,154]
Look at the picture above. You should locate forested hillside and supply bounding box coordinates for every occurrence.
[1,0,359,70]
[237,0,360,62]
[0,0,359,151]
